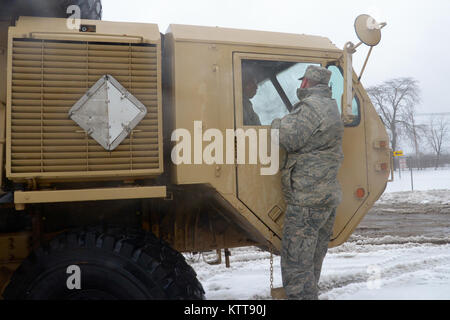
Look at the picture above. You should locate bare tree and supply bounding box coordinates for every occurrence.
[367,77,421,170]
[400,105,427,169]
[425,117,449,170]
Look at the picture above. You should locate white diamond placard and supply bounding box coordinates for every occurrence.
[69,75,147,151]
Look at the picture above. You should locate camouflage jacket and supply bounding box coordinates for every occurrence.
[271,84,344,208]
[243,99,261,126]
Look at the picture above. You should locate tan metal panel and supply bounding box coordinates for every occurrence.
[12,17,160,44]
[7,37,162,180]
[168,24,341,52]
[0,232,31,262]
[14,186,167,204]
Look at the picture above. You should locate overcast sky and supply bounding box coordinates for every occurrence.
[102,0,450,115]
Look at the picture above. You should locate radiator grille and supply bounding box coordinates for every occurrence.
[9,39,162,179]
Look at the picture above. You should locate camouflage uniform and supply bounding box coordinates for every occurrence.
[271,65,344,300]
[243,98,261,126]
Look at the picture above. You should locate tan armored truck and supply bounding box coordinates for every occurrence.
[0,2,391,299]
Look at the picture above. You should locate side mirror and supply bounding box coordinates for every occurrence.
[355,14,387,47]
[342,14,386,123]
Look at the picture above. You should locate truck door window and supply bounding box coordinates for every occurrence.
[246,78,286,125]
[276,62,320,106]
[241,60,319,126]
[327,65,360,126]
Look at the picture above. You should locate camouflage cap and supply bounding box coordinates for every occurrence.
[299,65,332,85]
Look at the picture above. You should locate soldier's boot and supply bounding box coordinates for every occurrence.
[271,287,287,300]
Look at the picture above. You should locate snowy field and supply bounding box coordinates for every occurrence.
[385,167,450,193]
[186,168,450,300]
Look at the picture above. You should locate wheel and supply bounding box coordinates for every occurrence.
[3,226,205,300]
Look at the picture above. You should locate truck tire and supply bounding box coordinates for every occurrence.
[3,226,205,300]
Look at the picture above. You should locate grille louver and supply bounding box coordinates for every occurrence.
[8,39,162,179]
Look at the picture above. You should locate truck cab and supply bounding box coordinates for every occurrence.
[0,12,391,299]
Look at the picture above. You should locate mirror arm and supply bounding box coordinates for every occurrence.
[353,41,363,51]
[358,46,373,82]
[342,42,356,123]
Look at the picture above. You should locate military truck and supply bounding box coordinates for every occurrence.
[0,0,391,299]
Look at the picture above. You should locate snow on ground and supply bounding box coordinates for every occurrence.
[377,189,450,205]
[385,167,450,193]
[379,167,450,205]
[185,247,278,300]
[320,236,450,300]
[187,236,450,300]
[185,168,450,300]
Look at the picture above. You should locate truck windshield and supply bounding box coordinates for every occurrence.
[241,60,360,126]
[242,60,319,125]
[249,78,288,125]
[276,62,320,107]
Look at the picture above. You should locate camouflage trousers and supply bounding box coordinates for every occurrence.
[281,205,337,300]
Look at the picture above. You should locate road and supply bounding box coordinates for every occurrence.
[189,197,450,300]
[319,200,450,300]
[355,200,450,239]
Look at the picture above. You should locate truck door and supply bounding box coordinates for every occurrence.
[232,53,368,243]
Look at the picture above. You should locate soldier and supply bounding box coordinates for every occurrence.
[271,65,344,300]
[242,77,261,126]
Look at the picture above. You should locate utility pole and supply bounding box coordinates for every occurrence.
[408,156,414,191]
